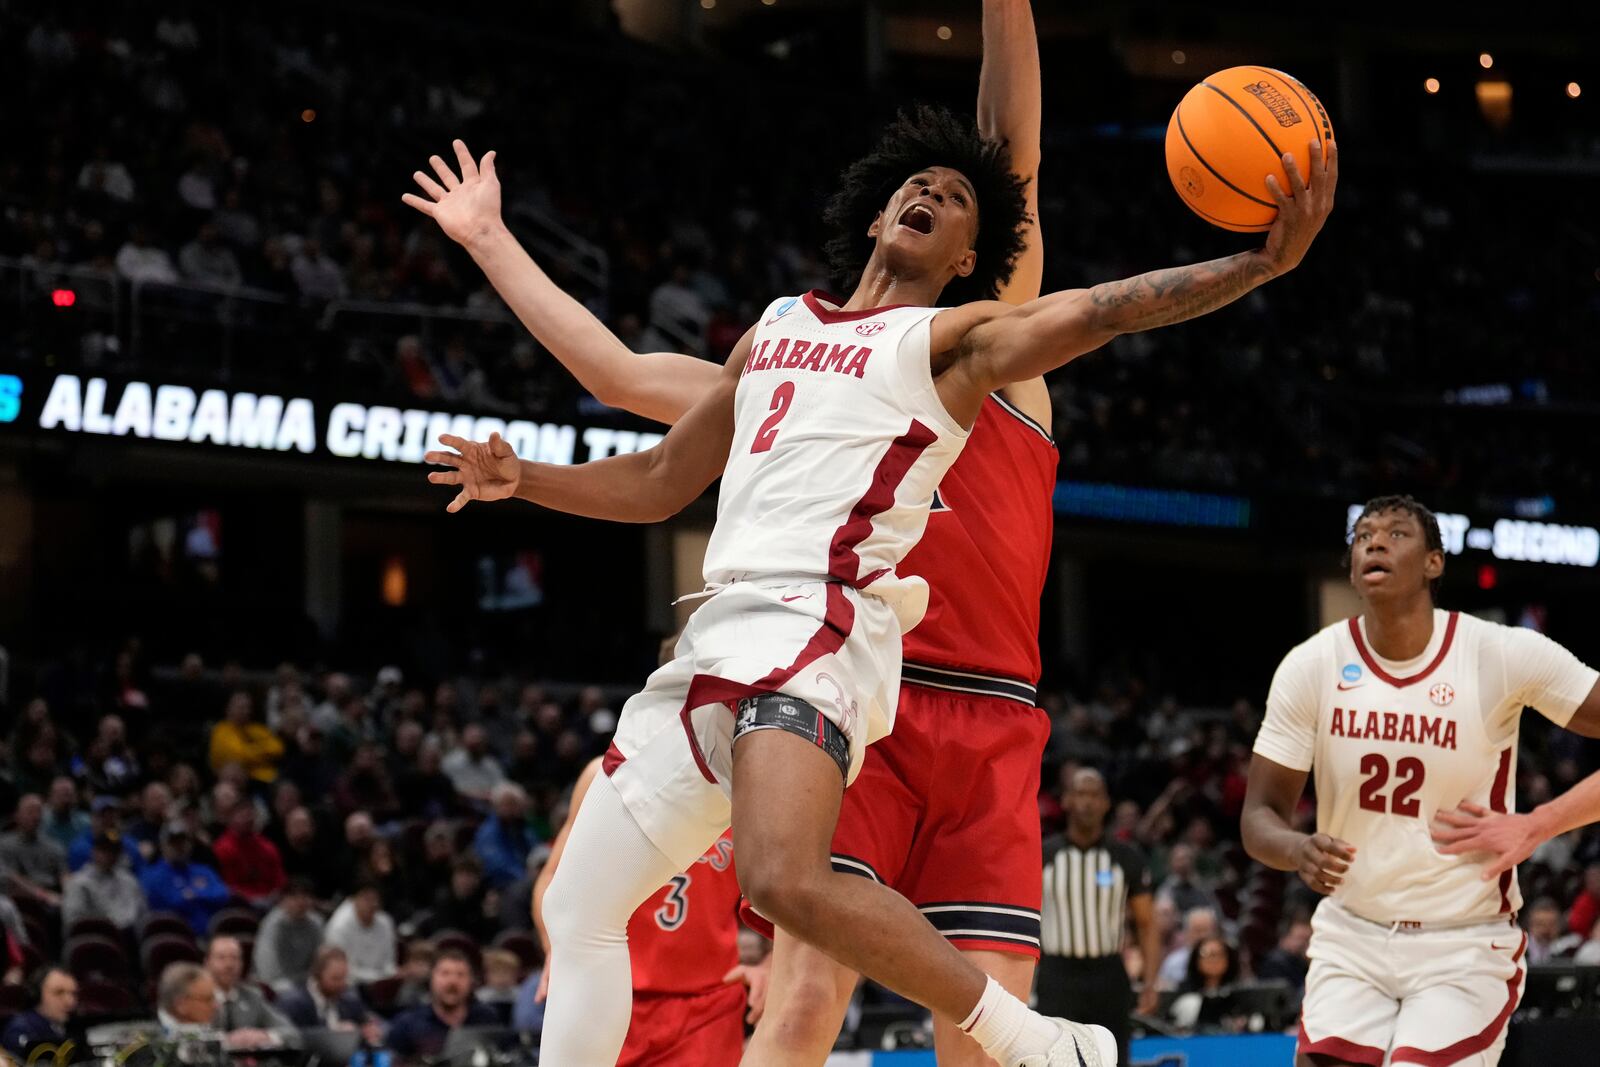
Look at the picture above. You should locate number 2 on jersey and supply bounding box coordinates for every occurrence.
[1358,753,1426,817]
[751,381,796,454]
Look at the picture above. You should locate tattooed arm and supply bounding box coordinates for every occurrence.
[934,140,1336,419]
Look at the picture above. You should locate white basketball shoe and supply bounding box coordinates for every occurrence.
[1016,1019,1118,1067]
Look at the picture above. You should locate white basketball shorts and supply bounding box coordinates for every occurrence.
[1299,898,1528,1066]
[602,578,901,870]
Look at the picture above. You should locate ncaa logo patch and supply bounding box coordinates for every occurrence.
[1342,663,1363,683]
[766,296,798,325]
[0,374,21,424]
[1429,683,1455,707]
[855,320,886,337]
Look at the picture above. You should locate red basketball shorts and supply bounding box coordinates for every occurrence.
[618,981,746,1067]
[830,679,1050,958]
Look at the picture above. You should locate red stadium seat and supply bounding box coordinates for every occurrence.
[140,912,196,943]
[208,907,261,938]
[361,975,405,1017]
[76,979,142,1020]
[65,934,135,983]
[0,983,31,1023]
[66,917,125,944]
[141,933,203,978]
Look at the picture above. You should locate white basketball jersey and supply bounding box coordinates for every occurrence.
[1254,609,1597,924]
[701,291,968,631]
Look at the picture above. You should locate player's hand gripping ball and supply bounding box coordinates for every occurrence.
[1166,66,1334,232]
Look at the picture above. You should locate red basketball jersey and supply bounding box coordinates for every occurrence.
[898,393,1057,684]
[628,831,741,995]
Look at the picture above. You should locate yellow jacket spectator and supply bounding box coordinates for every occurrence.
[210,693,285,783]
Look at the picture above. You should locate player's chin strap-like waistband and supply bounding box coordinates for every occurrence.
[901,660,1039,707]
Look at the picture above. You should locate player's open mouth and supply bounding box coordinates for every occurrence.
[1361,561,1391,578]
[897,201,936,235]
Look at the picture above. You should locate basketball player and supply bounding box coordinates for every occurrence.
[532,758,758,1066]
[409,100,1333,1067]
[1243,495,1600,1067]
[408,4,1061,1063]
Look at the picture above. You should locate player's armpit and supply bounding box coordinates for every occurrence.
[1563,678,1600,738]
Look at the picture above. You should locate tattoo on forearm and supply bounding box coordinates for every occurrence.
[1088,253,1275,332]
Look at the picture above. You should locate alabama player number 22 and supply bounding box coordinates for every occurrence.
[1357,753,1426,817]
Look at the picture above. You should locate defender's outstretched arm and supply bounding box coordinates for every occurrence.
[405,140,722,424]
[978,0,1043,308]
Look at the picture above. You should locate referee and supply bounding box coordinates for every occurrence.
[1037,768,1161,1063]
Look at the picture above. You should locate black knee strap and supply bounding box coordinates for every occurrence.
[733,694,850,781]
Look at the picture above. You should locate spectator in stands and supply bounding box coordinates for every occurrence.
[333,743,399,821]
[1525,898,1575,965]
[179,223,243,288]
[441,725,504,806]
[140,820,230,936]
[355,838,410,918]
[277,946,384,1045]
[396,740,458,821]
[209,692,284,784]
[1253,918,1312,990]
[157,961,218,1031]
[1159,907,1219,991]
[1,966,78,1061]
[126,782,173,865]
[114,224,179,286]
[498,846,550,933]
[1567,862,1600,940]
[213,803,287,906]
[279,722,337,799]
[41,777,86,852]
[84,715,141,797]
[0,794,67,906]
[205,936,292,1046]
[474,783,535,890]
[276,807,338,900]
[1169,937,1243,1030]
[67,797,142,871]
[334,813,378,889]
[327,694,378,765]
[254,879,325,993]
[76,146,135,204]
[385,949,498,1060]
[405,822,457,910]
[323,883,397,983]
[62,832,146,932]
[290,238,346,302]
[1156,843,1218,918]
[395,942,437,1011]
[475,949,520,1025]
[414,857,496,944]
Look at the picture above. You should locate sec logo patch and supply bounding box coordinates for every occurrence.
[1429,683,1455,707]
[855,321,886,336]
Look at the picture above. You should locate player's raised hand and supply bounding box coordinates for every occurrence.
[402,139,504,251]
[1292,832,1355,895]
[425,432,521,513]
[1260,138,1338,276]
[1430,803,1542,880]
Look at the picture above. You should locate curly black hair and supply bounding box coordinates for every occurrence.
[1343,494,1445,600]
[822,104,1032,306]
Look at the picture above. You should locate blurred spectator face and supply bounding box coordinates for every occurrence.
[451,865,481,898]
[492,786,525,822]
[228,804,256,836]
[555,731,582,761]
[1112,800,1140,835]
[430,957,473,1009]
[99,715,126,747]
[274,781,303,819]
[419,741,443,775]
[15,794,43,833]
[1168,843,1196,879]
[324,673,351,705]
[424,825,454,862]
[315,955,350,1000]
[463,725,487,757]
[175,972,217,1025]
[1182,907,1217,947]
[434,683,459,715]
[181,653,204,679]
[213,782,241,823]
[48,777,77,813]
[38,970,79,1024]
[345,812,375,849]
[352,744,379,772]
[1195,938,1230,984]
[353,887,381,924]
[206,937,244,990]
[1065,769,1110,830]
[512,732,537,762]
[91,837,121,872]
[1184,817,1216,850]
[168,765,200,800]
[577,686,604,714]
[282,884,313,919]
[226,692,252,725]
[395,722,423,759]
[1281,920,1312,956]
[518,684,543,713]
[163,830,194,864]
[403,944,436,981]
[482,952,518,992]
[143,782,173,821]
[737,929,765,966]
[535,704,563,733]
[286,807,316,848]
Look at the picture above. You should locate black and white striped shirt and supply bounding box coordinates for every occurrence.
[1040,836,1152,959]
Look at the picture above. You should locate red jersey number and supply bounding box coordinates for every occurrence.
[751,382,795,454]
[1357,753,1426,817]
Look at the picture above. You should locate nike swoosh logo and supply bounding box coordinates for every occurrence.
[1336,682,1365,691]
[1073,1036,1089,1067]
[1492,942,1514,951]
[780,594,811,603]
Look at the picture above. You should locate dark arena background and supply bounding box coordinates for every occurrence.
[2,2,1599,1065]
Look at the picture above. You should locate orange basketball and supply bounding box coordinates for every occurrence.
[1165,66,1333,232]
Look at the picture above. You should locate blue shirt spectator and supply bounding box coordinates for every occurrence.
[511,971,545,1035]
[472,784,535,890]
[139,821,230,935]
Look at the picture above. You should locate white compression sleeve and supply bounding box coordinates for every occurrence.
[537,770,686,1066]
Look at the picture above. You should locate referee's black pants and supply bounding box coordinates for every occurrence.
[1034,954,1133,1065]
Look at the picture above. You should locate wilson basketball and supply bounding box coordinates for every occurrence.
[1165,66,1334,232]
